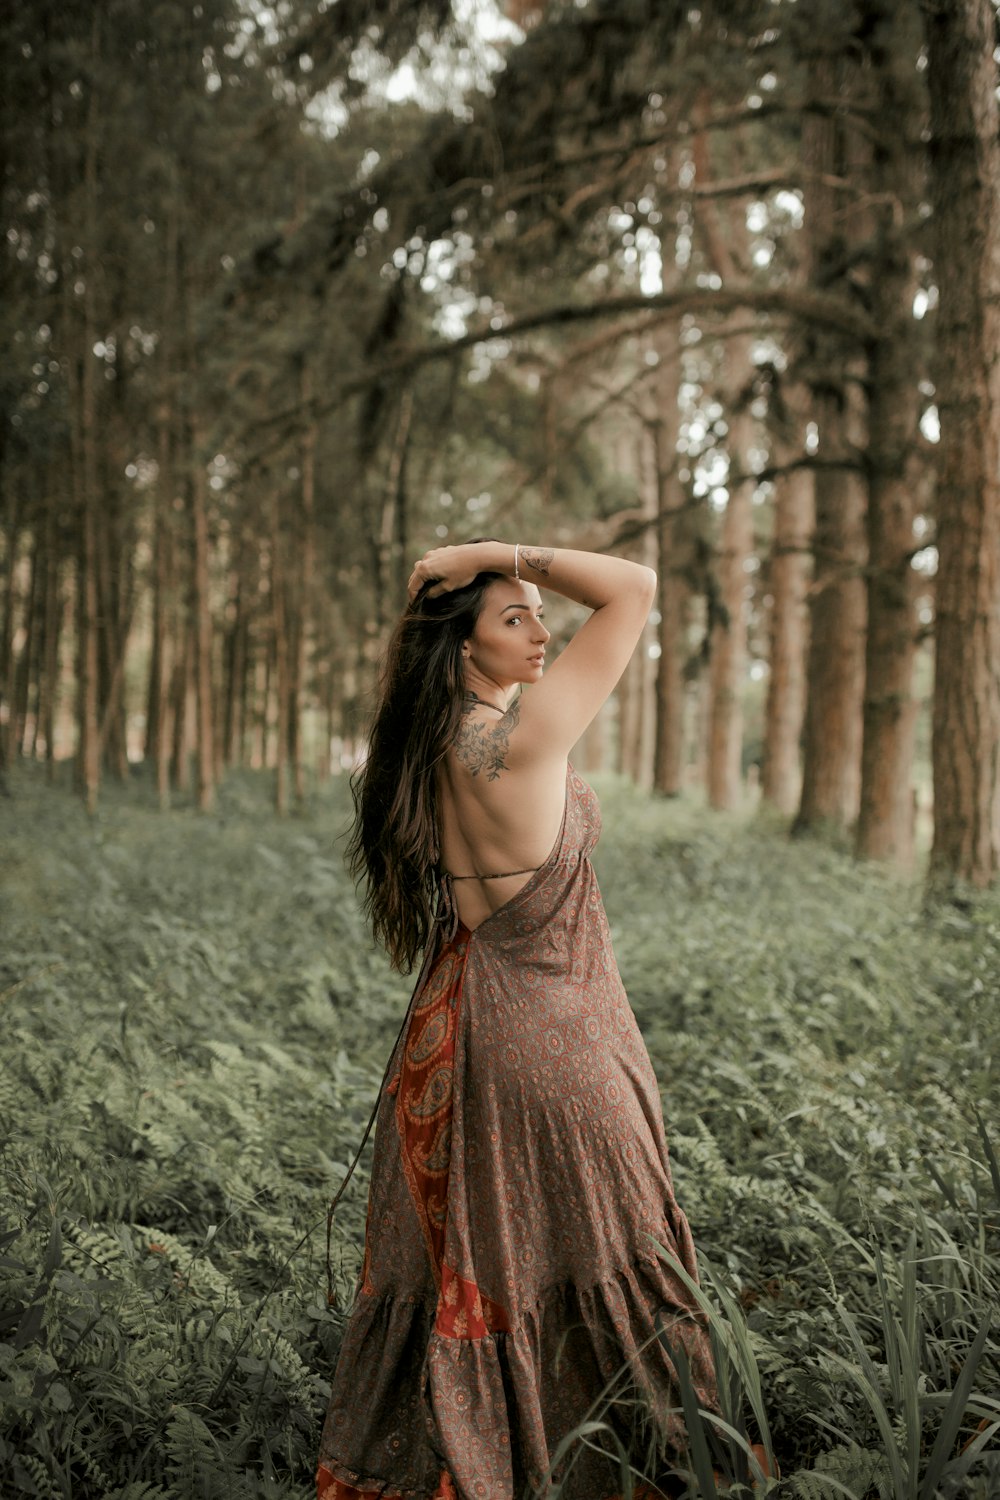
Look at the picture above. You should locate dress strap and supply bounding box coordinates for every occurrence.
[445,865,540,881]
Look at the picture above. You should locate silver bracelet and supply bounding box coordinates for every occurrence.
[514,542,521,581]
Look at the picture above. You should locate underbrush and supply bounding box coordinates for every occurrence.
[1,762,997,1497]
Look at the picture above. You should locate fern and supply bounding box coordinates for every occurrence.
[103,1485,173,1500]
[819,1441,889,1498]
[166,1407,222,1494]
[785,1440,888,1499]
[3,764,999,1497]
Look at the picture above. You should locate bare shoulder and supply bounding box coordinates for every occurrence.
[453,698,521,782]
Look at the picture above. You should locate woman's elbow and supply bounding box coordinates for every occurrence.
[636,564,657,602]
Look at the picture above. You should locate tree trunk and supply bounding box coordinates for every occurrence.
[153,561,174,814]
[77,8,102,813]
[254,628,271,771]
[320,622,339,781]
[614,419,657,786]
[654,542,691,796]
[272,510,291,815]
[618,650,644,782]
[78,338,101,811]
[707,339,755,811]
[650,337,690,797]
[794,48,869,834]
[94,475,129,780]
[291,359,318,803]
[172,617,193,796]
[0,499,21,777]
[761,415,814,815]
[40,495,61,777]
[369,388,414,634]
[96,526,132,779]
[222,561,245,768]
[636,434,658,792]
[855,1,924,865]
[925,0,1000,886]
[150,403,175,809]
[14,529,39,757]
[691,120,755,811]
[691,672,711,791]
[148,172,180,801]
[189,421,215,813]
[795,395,868,831]
[144,558,161,766]
[237,608,252,768]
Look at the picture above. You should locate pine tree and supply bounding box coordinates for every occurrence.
[924,0,1000,887]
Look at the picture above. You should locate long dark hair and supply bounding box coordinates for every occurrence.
[346,565,506,972]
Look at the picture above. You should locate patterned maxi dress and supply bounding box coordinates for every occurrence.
[317,765,717,1500]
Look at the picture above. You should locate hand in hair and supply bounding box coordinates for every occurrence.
[408,543,498,602]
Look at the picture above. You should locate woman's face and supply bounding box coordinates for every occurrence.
[463,576,550,693]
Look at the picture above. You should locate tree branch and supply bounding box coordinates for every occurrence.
[244,285,875,468]
[345,284,874,389]
[728,454,869,487]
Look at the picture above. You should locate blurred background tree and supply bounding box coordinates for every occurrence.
[2,0,998,888]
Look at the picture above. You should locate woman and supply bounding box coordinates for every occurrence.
[317,538,718,1500]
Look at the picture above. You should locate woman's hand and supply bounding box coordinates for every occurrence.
[407,543,497,602]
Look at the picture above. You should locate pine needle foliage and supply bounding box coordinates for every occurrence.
[1,762,998,1496]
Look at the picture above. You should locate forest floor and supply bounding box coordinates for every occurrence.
[2,761,998,1499]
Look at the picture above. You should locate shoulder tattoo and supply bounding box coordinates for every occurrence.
[455,698,520,781]
[520,546,553,576]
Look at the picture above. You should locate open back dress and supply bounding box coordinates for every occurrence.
[317,764,717,1500]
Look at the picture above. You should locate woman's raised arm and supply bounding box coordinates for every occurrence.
[409,539,656,760]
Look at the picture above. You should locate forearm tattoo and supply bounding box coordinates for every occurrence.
[519,547,553,576]
[455,698,520,781]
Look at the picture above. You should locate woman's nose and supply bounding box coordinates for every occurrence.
[535,621,550,642]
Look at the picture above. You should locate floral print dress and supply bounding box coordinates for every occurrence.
[317,766,717,1500]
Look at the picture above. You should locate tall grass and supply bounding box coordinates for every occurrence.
[1,762,998,1496]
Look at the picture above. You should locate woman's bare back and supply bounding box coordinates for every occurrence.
[436,703,568,930]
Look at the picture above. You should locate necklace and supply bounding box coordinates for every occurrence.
[463,691,509,716]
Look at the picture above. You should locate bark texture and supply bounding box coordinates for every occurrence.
[856,0,924,864]
[794,47,869,833]
[77,9,102,813]
[651,348,690,799]
[795,395,868,831]
[761,429,814,815]
[925,0,1000,886]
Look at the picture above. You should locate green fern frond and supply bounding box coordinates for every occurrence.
[103,1484,173,1500]
[784,1440,890,1499]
